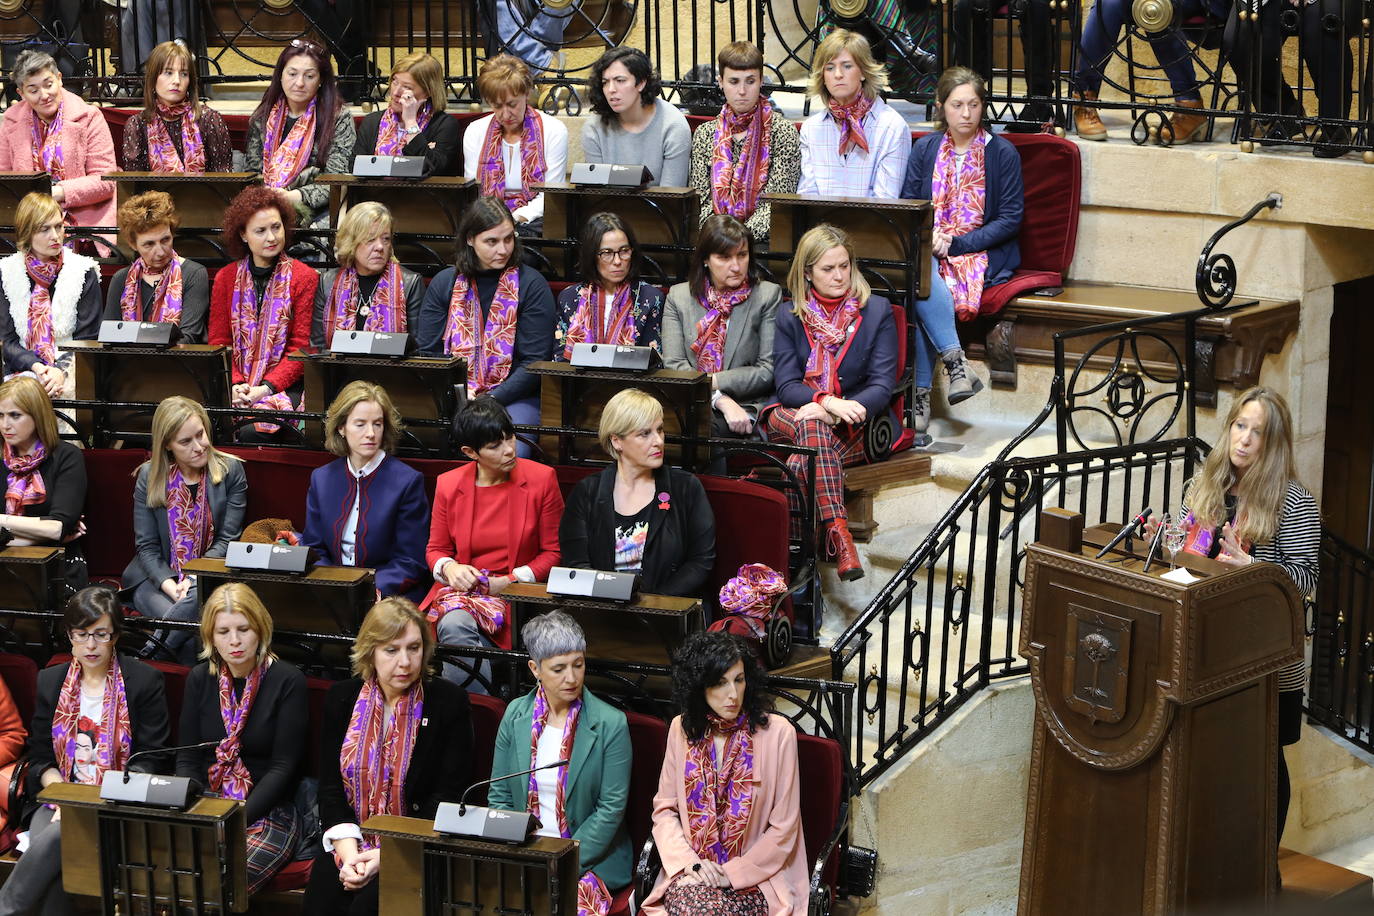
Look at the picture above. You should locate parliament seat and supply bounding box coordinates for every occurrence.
[610,708,668,916]
[0,654,36,853]
[82,448,150,583]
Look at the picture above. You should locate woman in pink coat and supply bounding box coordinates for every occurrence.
[0,51,117,233]
[644,632,808,915]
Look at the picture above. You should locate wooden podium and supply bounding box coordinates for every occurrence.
[183,557,375,636]
[320,174,478,267]
[40,782,248,914]
[1018,513,1304,915]
[538,183,698,285]
[362,814,580,915]
[103,172,257,262]
[0,172,52,230]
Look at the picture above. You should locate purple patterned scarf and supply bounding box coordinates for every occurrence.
[325,262,407,339]
[146,102,206,173]
[339,677,423,850]
[477,108,546,211]
[166,463,213,576]
[207,661,264,801]
[691,281,752,373]
[561,283,635,359]
[30,101,65,181]
[683,711,755,864]
[710,104,771,220]
[443,266,519,397]
[931,131,990,320]
[375,103,432,156]
[261,98,316,189]
[229,257,299,432]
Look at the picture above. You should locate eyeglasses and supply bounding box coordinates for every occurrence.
[289,39,320,52]
[70,629,115,645]
[596,246,633,262]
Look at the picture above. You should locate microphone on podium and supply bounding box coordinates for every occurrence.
[99,739,221,808]
[1094,507,1152,559]
[434,758,571,843]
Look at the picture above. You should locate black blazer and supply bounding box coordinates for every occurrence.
[352,109,461,177]
[101,259,212,344]
[316,676,473,831]
[175,660,308,824]
[559,465,716,598]
[26,656,170,814]
[122,458,249,591]
[0,440,86,542]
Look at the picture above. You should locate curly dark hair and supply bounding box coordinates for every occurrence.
[220,185,296,261]
[671,632,771,742]
[587,47,661,122]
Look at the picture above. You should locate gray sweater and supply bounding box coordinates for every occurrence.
[580,98,691,187]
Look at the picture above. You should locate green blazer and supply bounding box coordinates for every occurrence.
[487,687,634,890]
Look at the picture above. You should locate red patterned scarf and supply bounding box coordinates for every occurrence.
[716,563,787,640]
[324,262,407,340]
[30,102,65,181]
[339,677,424,850]
[374,104,432,156]
[444,266,520,397]
[261,98,317,189]
[120,254,185,325]
[146,102,206,173]
[477,108,546,211]
[229,257,300,433]
[827,94,874,157]
[207,661,264,801]
[4,440,47,516]
[683,712,755,864]
[51,657,132,784]
[691,282,752,373]
[931,131,990,320]
[166,464,213,576]
[797,292,860,394]
[24,252,61,365]
[427,571,509,642]
[710,104,771,220]
[561,283,635,359]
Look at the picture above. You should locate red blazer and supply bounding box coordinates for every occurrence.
[423,458,563,609]
[0,90,116,230]
[208,258,318,392]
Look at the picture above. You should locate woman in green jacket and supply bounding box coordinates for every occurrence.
[488,610,633,911]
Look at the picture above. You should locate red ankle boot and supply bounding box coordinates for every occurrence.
[826,519,864,581]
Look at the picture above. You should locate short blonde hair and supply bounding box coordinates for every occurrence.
[808,29,889,103]
[787,223,871,311]
[598,388,664,460]
[323,380,403,458]
[0,376,58,450]
[198,583,275,667]
[14,193,63,253]
[143,396,233,507]
[333,201,394,267]
[351,597,434,681]
[391,52,447,113]
[476,53,532,104]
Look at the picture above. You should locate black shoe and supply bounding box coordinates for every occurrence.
[1255,117,1303,147]
[1006,100,1056,134]
[1312,125,1352,159]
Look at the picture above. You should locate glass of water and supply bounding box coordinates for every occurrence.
[1161,513,1186,571]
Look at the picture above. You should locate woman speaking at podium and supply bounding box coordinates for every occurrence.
[0,587,169,916]
[303,597,473,916]
[176,583,307,894]
[487,611,632,912]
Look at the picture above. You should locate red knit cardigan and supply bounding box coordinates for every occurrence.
[208,257,318,392]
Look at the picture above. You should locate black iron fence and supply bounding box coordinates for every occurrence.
[1307,530,1374,754]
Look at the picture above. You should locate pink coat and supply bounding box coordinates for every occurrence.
[643,713,809,915]
[0,89,116,230]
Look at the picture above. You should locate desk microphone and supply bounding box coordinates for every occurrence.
[1094,507,1152,559]
[100,739,221,808]
[1142,514,1167,572]
[434,759,570,843]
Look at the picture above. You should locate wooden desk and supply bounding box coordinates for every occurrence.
[41,781,248,913]
[184,557,374,637]
[62,341,231,445]
[529,360,710,467]
[320,175,477,266]
[537,183,698,285]
[766,193,932,301]
[0,172,52,233]
[0,546,64,612]
[292,351,466,458]
[504,582,704,665]
[102,172,257,262]
[364,814,580,916]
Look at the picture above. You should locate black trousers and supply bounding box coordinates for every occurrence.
[950,0,1057,97]
[301,851,381,916]
[1229,0,1360,121]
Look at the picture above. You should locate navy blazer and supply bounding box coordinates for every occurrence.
[413,264,555,405]
[900,132,1024,286]
[553,281,664,359]
[300,454,431,602]
[772,295,898,422]
[122,458,248,591]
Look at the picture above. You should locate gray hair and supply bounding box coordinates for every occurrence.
[12,51,58,88]
[522,610,586,665]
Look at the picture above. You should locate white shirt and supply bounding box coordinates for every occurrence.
[532,723,566,838]
[341,450,387,566]
[462,111,570,225]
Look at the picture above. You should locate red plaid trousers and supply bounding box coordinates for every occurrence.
[763,406,867,525]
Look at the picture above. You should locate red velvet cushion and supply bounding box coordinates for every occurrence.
[623,710,668,853]
[977,268,1064,318]
[797,733,844,892]
[263,856,313,892]
[467,693,507,805]
[0,653,37,725]
[83,449,150,581]
[221,447,334,531]
[302,676,334,778]
[999,133,1080,274]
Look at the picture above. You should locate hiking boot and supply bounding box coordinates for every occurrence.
[942,349,985,405]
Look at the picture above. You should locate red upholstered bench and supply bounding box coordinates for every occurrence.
[609,708,668,915]
[467,693,506,806]
[82,448,150,584]
[0,653,37,852]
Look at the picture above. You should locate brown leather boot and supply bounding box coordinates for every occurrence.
[827,518,864,581]
[1073,91,1107,141]
[1165,100,1209,145]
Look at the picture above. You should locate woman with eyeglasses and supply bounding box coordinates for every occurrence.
[121,40,233,173]
[0,587,170,915]
[354,52,460,177]
[554,212,663,361]
[245,41,355,228]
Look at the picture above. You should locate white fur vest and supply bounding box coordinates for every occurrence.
[1,249,97,355]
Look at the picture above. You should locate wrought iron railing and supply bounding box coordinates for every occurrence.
[1307,530,1374,754]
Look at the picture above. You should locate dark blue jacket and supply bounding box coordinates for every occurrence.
[300,454,431,602]
[901,132,1024,286]
[414,263,556,405]
[771,294,898,422]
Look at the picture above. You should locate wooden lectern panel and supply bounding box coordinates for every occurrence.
[104,173,257,262]
[320,175,478,264]
[184,558,375,636]
[64,341,232,444]
[504,582,704,665]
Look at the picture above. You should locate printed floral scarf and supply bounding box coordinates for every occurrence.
[691,281,752,373]
[710,104,771,220]
[931,131,990,320]
[339,677,423,850]
[207,660,264,801]
[683,711,755,864]
[443,266,519,397]
[52,657,132,784]
[146,102,206,173]
[477,108,546,211]
[120,254,185,325]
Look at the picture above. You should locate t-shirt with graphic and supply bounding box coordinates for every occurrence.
[72,689,105,785]
[613,502,654,573]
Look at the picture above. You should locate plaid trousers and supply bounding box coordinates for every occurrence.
[763,406,867,525]
[246,802,302,895]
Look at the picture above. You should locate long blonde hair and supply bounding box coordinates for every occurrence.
[143,396,232,507]
[785,223,870,313]
[807,29,889,103]
[1185,386,1298,546]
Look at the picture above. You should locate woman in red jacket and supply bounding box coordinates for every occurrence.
[423,397,562,692]
[209,186,318,444]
